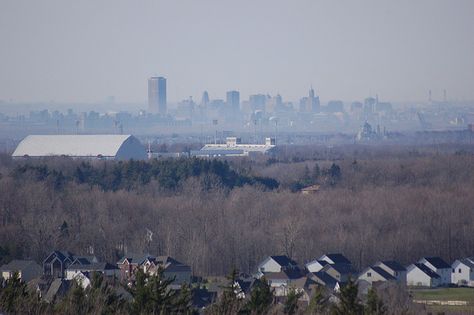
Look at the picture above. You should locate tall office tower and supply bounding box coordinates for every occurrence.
[201,91,210,106]
[148,76,167,114]
[308,87,320,112]
[226,90,240,112]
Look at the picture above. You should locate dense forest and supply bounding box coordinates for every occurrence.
[0,144,474,277]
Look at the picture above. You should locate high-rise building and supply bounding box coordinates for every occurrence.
[226,90,240,112]
[201,91,210,106]
[148,77,167,114]
[300,87,320,112]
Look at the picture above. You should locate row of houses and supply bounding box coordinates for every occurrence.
[0,250,193,304]
[2,251,474,306]
[245,253,474,303]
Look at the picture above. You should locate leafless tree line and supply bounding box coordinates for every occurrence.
[0,149,473,276]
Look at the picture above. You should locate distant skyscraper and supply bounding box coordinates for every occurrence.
[226,90,240,112]
[300,87,320,112]
[201,91,210,106]
[148,77,167,114]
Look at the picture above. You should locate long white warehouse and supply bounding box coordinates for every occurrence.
[12,135,147,160]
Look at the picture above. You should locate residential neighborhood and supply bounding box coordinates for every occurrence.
[1,249,474,312]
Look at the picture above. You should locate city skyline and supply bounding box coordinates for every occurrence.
[1,0,474,104]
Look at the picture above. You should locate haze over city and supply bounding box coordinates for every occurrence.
[1,0,474,104]
[2,2,474,314]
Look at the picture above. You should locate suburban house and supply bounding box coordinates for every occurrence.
[373,260,407,284]
[43,251,98,278]
[264,270,301,293]
[407,263,441,287]
[418,257,451,285]
[256,255,299,277]
[357,266,397,285]
[305,259,329,273]
[318,253,352,266]
[66,262,119,280]
[451,258,474,287]
[308,271,338,291]
[320,263,356,283]
[0,259,42,282]
[117,253,192,286]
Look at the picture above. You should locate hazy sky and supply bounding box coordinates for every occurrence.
[1,0,473,104]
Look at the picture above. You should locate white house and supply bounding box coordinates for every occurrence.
[256,255,298,277]
[418,257,451,285]
[358,266,397,285]
[451,258,474,287]
[374,260,407,284]
[407,263,441,287]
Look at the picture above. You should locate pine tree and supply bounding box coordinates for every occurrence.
[0,272,28,313]
[331,278,362,315]
[245,277,273,314]
[284,287,303,315]
[364,287,386,315]
[307,285,328,314]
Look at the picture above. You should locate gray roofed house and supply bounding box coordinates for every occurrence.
[66,262,119,280]
[451,258,474,287]
[357,266,397,285]
[407,263,441,287]
[43,250,97,278]
[374,260,407,284]
[308,271,338,290]
[256,255,299,278]
[418,257,451,285]
[0,259,42,283]
[320,263,356,283]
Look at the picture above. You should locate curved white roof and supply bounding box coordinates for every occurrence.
[12,135,147,160]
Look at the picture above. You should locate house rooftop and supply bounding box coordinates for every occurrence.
[270,255,297,267]
[321,253,351,265]
[414,263,441,279]
[378,260,406,272]
[370,266,397,281]
[0,260,39,271]
[422,257,451,269]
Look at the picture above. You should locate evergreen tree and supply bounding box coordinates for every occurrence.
[331,278,362,315]
[307,285,328,314]
[130,269,152,314]
[284,287,302,315]
[0,272,28,313]
[244,277,273,314]
[214,268,241,315]
[312,164,321,182]
[364,287,386,315]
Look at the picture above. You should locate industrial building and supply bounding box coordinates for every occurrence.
[192,137,276,157]
[12,135,147,160]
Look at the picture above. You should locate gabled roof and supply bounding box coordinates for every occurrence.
[117,253,154,265]
[378,260,406,272]
[306,259,329,268]
[456,259,474,269]
[421,257,451,269]
[323,263,355,275]
[270,255,297,267]
[320,253,351,265]
[264,269,301,281]
[310,271,338,288]
[413,263,441,279]
[370,266,397,281]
